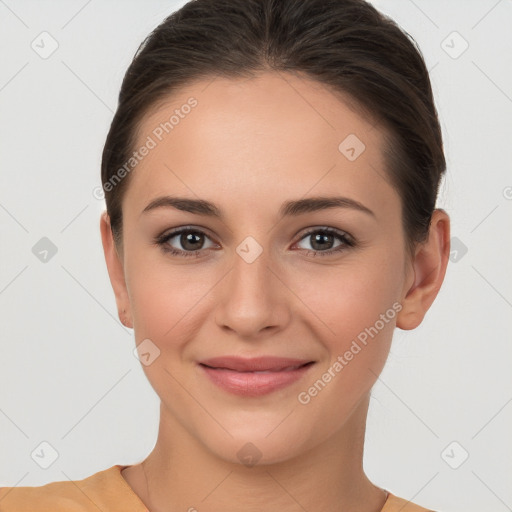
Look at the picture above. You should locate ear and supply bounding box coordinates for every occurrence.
[100,211,133,329]
[396,209,450,330]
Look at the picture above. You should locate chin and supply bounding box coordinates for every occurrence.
[225,440,303,468]
[199,424,315,468]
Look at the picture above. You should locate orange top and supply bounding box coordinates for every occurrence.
[0,465,435,511]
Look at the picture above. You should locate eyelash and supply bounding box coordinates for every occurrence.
[153,226,356,259]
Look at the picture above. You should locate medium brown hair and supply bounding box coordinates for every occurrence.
[101,0,445,256]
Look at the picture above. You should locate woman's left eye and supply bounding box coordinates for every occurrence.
[293,227,355,257]
[154,226,355,258]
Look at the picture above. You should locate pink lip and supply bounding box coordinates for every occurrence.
[198,356,315,397]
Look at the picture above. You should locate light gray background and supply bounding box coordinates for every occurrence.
[1,1,511,511]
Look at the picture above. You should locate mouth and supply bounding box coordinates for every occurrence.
[198,356,315,396]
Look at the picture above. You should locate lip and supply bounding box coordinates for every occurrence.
[198,356,315,397]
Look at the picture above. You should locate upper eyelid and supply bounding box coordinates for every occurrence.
[299,226,351,238]
[160,225,219,243]
[295,227,354,248]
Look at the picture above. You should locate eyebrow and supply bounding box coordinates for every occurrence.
[141,195,375,219]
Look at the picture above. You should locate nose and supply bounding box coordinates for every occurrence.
[213,245,290,339]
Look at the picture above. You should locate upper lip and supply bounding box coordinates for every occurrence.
[199,356,314,372]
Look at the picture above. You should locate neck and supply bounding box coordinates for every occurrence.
[123,394,387,512]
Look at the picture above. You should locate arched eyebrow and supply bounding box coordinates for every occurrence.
[140,195,375,219]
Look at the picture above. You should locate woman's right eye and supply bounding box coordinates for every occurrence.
[154,228,218,258]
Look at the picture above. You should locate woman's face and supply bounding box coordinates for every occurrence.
[111,71,416,464]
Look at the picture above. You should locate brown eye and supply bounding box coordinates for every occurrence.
[295,227,355,257]
[178,231,205,251]
[155,227,218,257]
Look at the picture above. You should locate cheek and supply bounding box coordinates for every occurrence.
[124,254,211,403]
[126,237,404,348]
[293,250,404,344]
[122,233,209,334]
[291,249,404,406]
[292,256,403,431]
[127,261,208,341]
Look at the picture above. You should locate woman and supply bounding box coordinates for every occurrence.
[0,0,449,510]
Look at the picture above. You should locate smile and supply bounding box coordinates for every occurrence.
[198,356,315,397]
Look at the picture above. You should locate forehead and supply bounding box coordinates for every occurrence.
[124,71,399,219]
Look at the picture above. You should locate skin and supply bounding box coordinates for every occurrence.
[100,71,450,512]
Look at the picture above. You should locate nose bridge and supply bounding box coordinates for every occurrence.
[214,236,287,336]
[233,237,272,291]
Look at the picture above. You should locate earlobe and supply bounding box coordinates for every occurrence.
[396,209,450,331]
[99,211,133,329]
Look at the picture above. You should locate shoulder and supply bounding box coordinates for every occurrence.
[0,465,148,512]
[382,492,440,512]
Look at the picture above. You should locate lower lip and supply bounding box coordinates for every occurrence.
[199,363,315,397]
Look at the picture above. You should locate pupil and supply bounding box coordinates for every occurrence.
[312,233,332,250]
[182,232,202,250]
